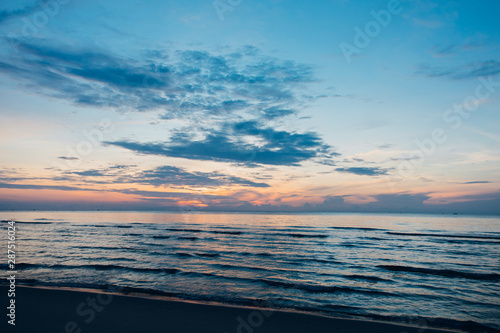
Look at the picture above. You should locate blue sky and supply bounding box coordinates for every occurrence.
[0,0,499,214]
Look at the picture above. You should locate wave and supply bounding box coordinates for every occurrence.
[178,236,198,241]
[166,228,203,233]
[257,279,392,296]
[195,252,219,258]
[330,226,387,231]
[272,233,328,239]
[104,257,136,262]
[211,262,336,277]
[115,286,271,309]
[87,224,133,228]
[163,228,324,238]
[5,262,180,274]
[448,250,480,256]
[343,274,392,282]
[4,280,274,311]
[238,252,274,257]
[71,245,128,251]
[440,239,500,245]
[210,230,243,235]
[152,235,171,239]
[363,237,386,241]
[378,265,500,281]
[166,228,243,235]
[387,232,500,240]
[0,279,183,299]
[214,263,271,272]
[358,313,500,333]
[339,242,356,247]
[295,257,341,265]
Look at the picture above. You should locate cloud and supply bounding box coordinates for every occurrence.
[431,42,486,58]
[109,164,134,169]
[106,120,337,166]
[0,41,315,121]
[234,191,500,215]
[63,164,269,188]
[0,182,94,191]
[58,156,79,160]
[388,155,422,162]
[119,189,229,200]
[0,180,241,206]
[432,44,459,58]
[315,193,430,212]
[118,189,243,208]
[0,2,41,24]
[261,106,296,119]
[335,167,390,176]
[0,41,335,167]
[226,193,432,213]
[440,190,499,202]
[0,168,37,182]
[416,60,500,80]
[69,170,106,177]
[136,166,270,188]
[462,181,492,184]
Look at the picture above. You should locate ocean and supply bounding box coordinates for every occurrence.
[1,211,499,332]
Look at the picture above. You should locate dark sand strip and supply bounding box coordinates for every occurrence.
[1,286,458,333]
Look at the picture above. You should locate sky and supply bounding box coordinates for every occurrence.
[0,0,499,214]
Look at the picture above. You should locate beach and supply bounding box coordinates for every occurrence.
[1,286,460,333]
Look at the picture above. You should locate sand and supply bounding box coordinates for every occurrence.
[1,286,458,333]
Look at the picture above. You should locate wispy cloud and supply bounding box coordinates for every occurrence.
[416,60,500,80]
[0,2,41,24]
[0,182,93,191]
[462,181,492,184]
[57,156,79,161]
[335,167,390,176]
[430,42,487,58]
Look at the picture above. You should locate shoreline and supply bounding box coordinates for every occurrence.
[1,285,466,333]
